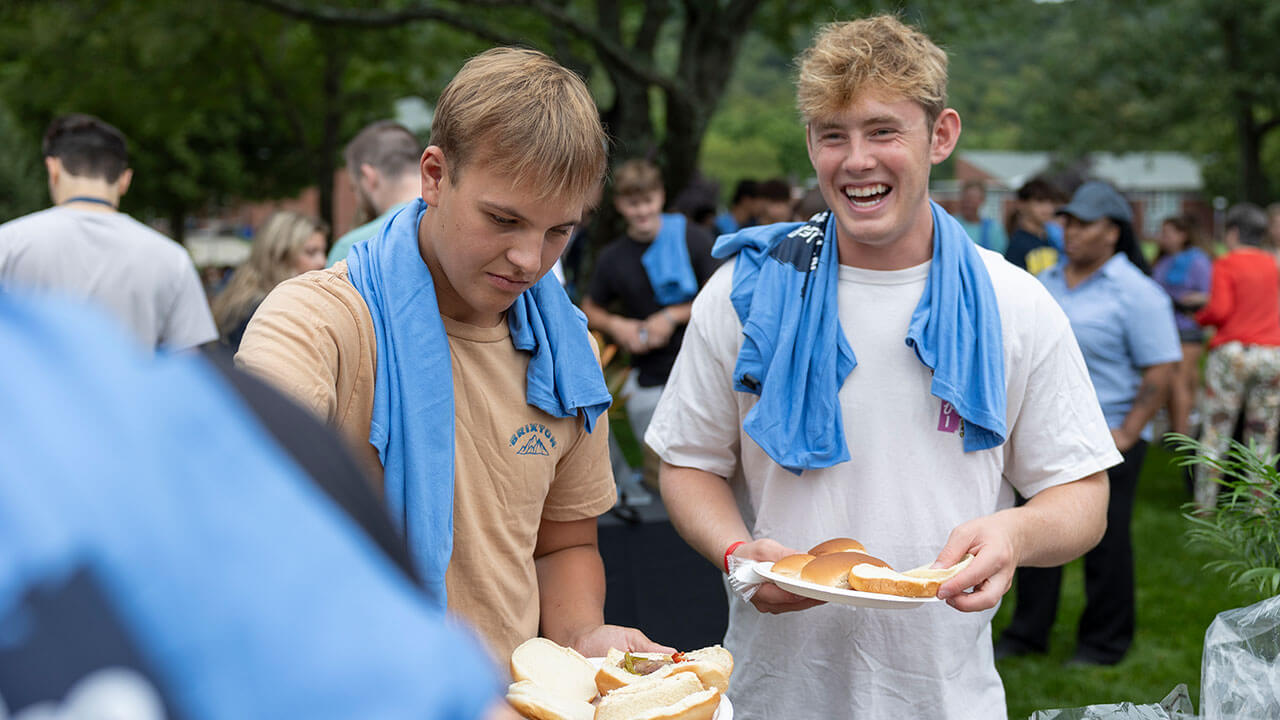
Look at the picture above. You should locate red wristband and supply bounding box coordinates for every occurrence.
[723,541,748,573]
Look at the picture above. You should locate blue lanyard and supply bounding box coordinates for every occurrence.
[62,196,116,209]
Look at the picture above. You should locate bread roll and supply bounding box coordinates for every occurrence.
[848,554,974,597]
[595,674,719,720]
[594,673,704,720]
[769,553,814,578]
[509,637,597,704]
[507,680,595,720]
[807,537,866,555]
[799,551,891,588]
[630,689,720,720]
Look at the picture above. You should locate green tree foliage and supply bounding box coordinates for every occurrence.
[952,0,1280,203]
[0,0,461,237]
[0,104,46,220]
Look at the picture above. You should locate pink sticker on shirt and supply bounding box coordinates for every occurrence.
[938,401,960,433]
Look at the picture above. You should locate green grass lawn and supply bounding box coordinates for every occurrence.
[994,444,1264,719]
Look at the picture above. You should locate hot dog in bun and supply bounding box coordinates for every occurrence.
[595,646,733,695]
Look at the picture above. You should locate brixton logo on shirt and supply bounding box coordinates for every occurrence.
[511,423,558,457]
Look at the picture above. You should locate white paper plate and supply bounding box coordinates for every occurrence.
[754,561,940,609]
[588,657,733,719]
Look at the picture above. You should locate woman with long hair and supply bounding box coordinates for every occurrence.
[212,211,328,350]
[1151,215,1212,439]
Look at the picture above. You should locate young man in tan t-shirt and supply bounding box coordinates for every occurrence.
[237,48,670,665]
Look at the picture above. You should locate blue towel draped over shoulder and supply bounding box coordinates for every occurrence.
[712,202,1006,475]
[346,199,611,608]
[641,213,698,305]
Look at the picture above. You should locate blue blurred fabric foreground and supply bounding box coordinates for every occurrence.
[0,292,499,720]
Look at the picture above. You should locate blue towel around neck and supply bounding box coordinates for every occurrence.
[346,199,611,608]
[712,201,1006,475]
[641,213,698,305]
[1165,248,1198,286]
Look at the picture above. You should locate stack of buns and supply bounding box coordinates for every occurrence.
[770,537,974,598]
[506,637,733,720]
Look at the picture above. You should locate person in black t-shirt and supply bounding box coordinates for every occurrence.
[582,160,722,462]
[1004,177,1067,275]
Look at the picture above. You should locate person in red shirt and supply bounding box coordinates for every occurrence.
[1193,203,1280,510]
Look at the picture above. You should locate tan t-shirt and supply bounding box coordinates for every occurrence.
[236,261,616,661]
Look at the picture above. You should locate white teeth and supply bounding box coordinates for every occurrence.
[844,184,888,198]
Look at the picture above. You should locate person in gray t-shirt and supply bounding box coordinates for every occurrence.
[0,113,216,351]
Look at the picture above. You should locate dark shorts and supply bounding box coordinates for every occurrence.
[1179,326,1206,345]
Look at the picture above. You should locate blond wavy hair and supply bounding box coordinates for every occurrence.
[796,15,949,127]
[212,210,328,339]
[429,47,607,204]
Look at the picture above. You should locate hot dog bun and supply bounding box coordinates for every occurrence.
[848,554,974,597]
[807,537,866,555]
[510,637,598,704]
[769,553,815,578]
[507,680,596,720]
[594,648,676,695]
[595,646,734,696]
[667,646,733,693]
[594,673,719,720]
[799,551,891,588]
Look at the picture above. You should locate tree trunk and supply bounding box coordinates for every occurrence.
[1221,12,1269,203]
[317,38,345,239]
[660,0,757,200]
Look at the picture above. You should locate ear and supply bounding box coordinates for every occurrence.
[420,146,446,206]
[929,109,961,165]
[44,156,60,184]
[358,162,379,190]
[115,168,133,197]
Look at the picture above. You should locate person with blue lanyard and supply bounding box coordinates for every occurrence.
[581,159,722,466]
[237,48,670,665]
[0,292,510,720]
[646,15,1120,720]
[995,180,1181,666]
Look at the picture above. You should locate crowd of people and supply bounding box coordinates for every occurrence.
[2,11,1280,720]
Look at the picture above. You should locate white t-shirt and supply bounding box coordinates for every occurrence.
[646,248,1121,720]
[0,207,216,350]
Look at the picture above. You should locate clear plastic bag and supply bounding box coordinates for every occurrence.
[1201,593,1280,719]
[1027,684,1195,720]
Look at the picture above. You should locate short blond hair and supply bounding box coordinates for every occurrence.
[429,47,606,203]
[796,15,948,127]
[613,159,663,198]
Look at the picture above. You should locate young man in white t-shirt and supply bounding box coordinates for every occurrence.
[646,16,1120,720]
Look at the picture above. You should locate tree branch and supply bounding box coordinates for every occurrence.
[238,0,524,46]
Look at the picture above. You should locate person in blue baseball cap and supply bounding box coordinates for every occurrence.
[996,180,1181,665]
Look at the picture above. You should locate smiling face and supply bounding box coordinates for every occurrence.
[419,147,584,326]
[806,91,959,269]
